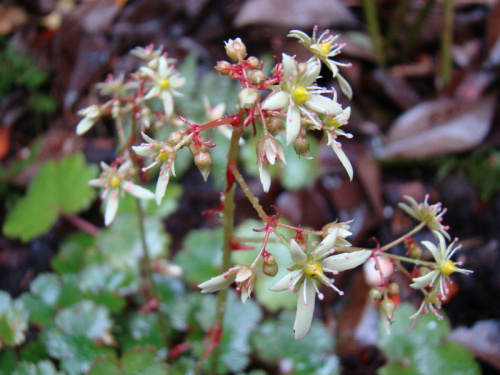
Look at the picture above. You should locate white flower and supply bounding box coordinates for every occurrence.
[288,27,353,99]
[323,106,353,180]
[262,54,342,146]
[198,265,256,303]
[88,161,155,226]
[270,229,371,339]
[141,55,185,118]
[256,135,286,192]
[398,195,451,240]
[132,132,176,206]
[410,232,472,297]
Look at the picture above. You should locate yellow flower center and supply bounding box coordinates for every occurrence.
[304,262,323,278]
[292,86,310,105]
[159,78,170,90]
[157,150,169,162]
[440,260,459,276]
[109,176,121,188]
[318,40,333,55]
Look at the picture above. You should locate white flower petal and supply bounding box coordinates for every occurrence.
[306,94,342,116]
[282,53,297,82]
[314,228,338,259]
[262,91,289,111]
[125,182,155,200]
[320,249,371,272]
[285,104,301,146]
[158,56,168,76]
[433,231,447,263]
[300,60,321,87]
[269,269,303,292]
[259,164,271,193]
[155,164,173,205]
[76,117,96,135]
[289,240,307,266]
[144,86,159,99]
[422,240,440,263]
[287,30,311,44]
[141,132,156,144]
[410,270,440,290]
[331,140,353,180]
[104,192,119,226]
[324,58,339,77]
[294,279,315,340]
[132,145,154,157]
[117,160,132,174]
[161,91,174,118]
[198,272,237,293]
[336,73,353,100]
[88,178,105,188]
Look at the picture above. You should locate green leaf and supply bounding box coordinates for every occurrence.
[115,313,166,354]
[89,348,168,375]
[96,213,169,271]
[0,349,17,375]
[43,330,114,375]
[0,292,29,348]
[13,361,62,375]
[21,294,54,327]
[174,228,223,285]
[55,301,112,340]
[377,303,480,375]
[2,153,97,242]
[192,291,262,374]
[51,232,93,274]
[251,311,339,375]
[30,274,61,306]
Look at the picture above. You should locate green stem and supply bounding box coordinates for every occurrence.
[385,0,412,53]
[362,0,386,68]
[135,198,170,349]
[401,0,435,59]
[230,164,289,249]
[380,252,435,267]
[207,120,244,374]
[379,222,426,252]
[439,0,454,89]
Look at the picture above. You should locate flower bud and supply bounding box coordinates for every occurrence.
[224,38,247,61]
[418,266,431,277]
[247,56,260,68]
[387,282,400,296]
[189,142,206,155]
[215,60,232,75]
[267,117,285,136]
[409,243,423,259]
[256,135,285,166]
[167,131,183,146]
[194,151,212,181]
[262,255,278,277]
[293,136,310,157]
[248,70,266,85]
[369,288,383,301]
[238,87,259,109]
[379,299,396,326]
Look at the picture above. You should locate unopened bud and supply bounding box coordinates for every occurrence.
[224,38,247,61]
[293,136,310,157]
[215,60,232,74]
[167,131,183,146]
[238,87,259,109]
[388,283,400,296]
[379,299,396,322]
[194,151,212,181]
[247,56,260,68]
[418,267,431,277]
[262,255,278,276]
[369,288,383,301]
[409,243,423,259]
[267,117,285,136]
[248,70,266,85]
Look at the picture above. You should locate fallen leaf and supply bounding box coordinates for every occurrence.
[378,95,496,159]
[234,0,357,28]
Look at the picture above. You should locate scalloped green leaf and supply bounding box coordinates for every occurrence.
[51,232,93,274]
[55,301,112,340]
[378,303,480,375]
[251,311,338,375]
[2,153,97,242]
[88,348,168,375]
[43,330,114,375]
[0,292,29,348]
[115,313,166,354]
[13,361,63,375]
[174,228,223,285]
